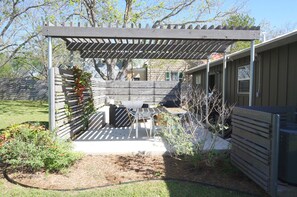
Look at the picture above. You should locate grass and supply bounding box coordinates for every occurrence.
[0,100,48,130]
[0,179,253,197]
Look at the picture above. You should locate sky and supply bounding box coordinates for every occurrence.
[245,0,297,28]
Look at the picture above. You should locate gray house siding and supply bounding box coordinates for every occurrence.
[191,40,297,107]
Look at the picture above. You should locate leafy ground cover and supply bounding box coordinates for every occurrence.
[0,100,48,130]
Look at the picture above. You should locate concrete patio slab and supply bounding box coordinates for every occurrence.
[73,137,168,155]
[72,106,230,155]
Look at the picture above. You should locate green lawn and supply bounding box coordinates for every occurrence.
[0,100,48,130]
[0,179,253,197]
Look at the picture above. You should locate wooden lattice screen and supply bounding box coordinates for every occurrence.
[55,68,96,139]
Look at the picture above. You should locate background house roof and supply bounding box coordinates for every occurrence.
[42,23,260,60]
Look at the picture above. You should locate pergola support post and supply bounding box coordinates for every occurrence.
[222,53,227,104]
[249,40,255,106]
[206,57,210,96]
[48,37,55,132]
[222,53,227,136]
[205,57,210,125]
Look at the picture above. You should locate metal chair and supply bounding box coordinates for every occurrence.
[122,101,150,138]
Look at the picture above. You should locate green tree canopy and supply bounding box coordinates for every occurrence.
[222,13,260,52]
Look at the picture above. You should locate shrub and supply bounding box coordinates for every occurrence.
[159,113,195,156]
[0,123,82,172]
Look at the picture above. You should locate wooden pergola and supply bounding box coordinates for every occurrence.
[42,23,260,131]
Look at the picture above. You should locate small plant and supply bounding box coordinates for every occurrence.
[64,104,72,120]
[0,123,82,172]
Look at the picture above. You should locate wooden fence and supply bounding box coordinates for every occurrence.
[91,80,180,105]
[0,78,47,100]
[231,106,296,197]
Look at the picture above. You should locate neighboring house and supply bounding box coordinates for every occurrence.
[126,68,147,80]
[126,60,191,81]
[186,30,297,107]
[146,60,189,81]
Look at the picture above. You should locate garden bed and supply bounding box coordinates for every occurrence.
[3,154,265,195]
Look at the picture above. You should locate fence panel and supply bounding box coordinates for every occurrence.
[231,106,283,197]
[92,80,180,105]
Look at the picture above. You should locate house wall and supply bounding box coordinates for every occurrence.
[147,60,189,81]
[191,40,297,107]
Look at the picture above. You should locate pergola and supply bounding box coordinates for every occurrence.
[42,23,260,131]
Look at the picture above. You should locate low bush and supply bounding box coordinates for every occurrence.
[159,113,195,156]
[159,112,220,168]
[0,123,82,172]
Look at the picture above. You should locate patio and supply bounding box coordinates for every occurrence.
[71,105,231,154]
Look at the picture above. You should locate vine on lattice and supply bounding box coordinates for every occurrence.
[71,66,95,130]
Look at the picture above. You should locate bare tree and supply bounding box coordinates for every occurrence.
[0,0,62,68]
[180,84,234,137]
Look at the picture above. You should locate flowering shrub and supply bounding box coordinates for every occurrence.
[0,123,82,172]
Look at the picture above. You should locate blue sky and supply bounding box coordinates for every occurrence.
[245,0,297,27]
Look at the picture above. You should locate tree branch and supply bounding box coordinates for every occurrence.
[93,59,108,80]
[0,32,39,67]
[1,1,51,37]
[153,0,196,27]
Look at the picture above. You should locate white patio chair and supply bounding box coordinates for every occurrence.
[122,101,150,138]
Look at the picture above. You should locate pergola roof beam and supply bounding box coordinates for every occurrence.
[43,26,260,41]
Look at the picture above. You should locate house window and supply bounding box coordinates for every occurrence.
[179,72,183,81]
[171,72,179,81]
[237,65,250,93]
[165,71,171,81]
[165,71,183,81]
[195,74,201,85]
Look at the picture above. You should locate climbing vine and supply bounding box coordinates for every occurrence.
[73,66,92,104]
[71,66,95,130]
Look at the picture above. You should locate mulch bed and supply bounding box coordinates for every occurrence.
[3,154,265,195]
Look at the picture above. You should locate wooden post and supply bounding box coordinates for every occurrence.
[48,37,55,132]
[270,114,280,197]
